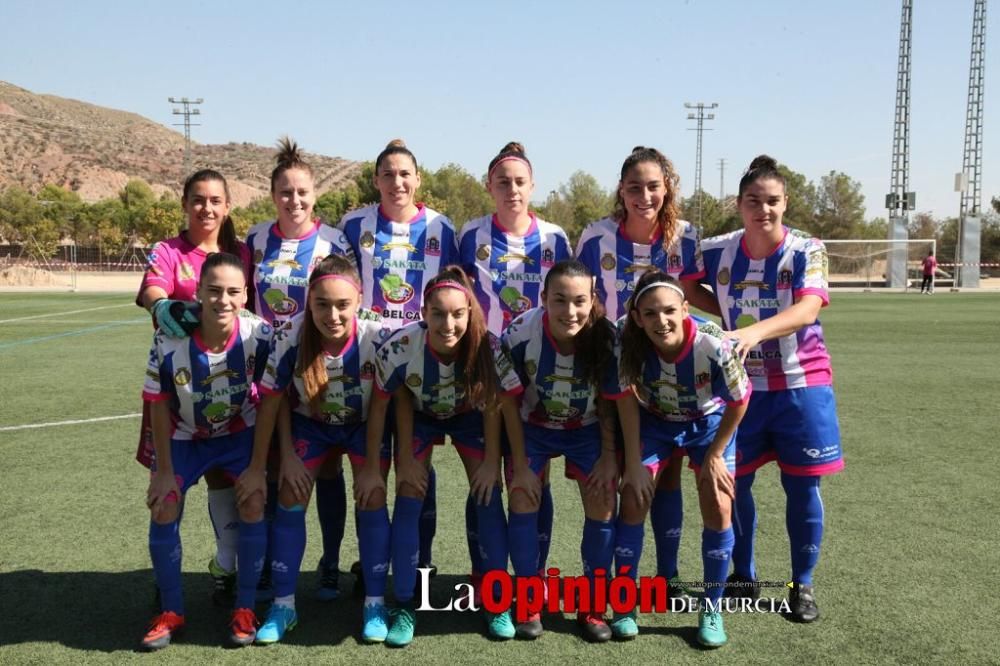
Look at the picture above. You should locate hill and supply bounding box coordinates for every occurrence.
[0,81,362,207]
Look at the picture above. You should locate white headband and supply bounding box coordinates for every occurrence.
[633,281,685,304]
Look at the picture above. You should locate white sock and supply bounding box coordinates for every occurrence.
[207,487,239,572]
[364,596,385,607]
[274,594,296,610]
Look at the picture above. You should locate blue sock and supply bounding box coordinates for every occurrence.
[419,466,437,566]
[702,527,735,605]
[358,506,391,597]
[537,484,553,571]
[650,488,683,578]
[315,471,347,570]
[465,493,482,575]
[149,520,183,614]
[614,519,644,581]
[260,480,278,581]
[782,474,824,585]
[391,496,423,602]
[732,471,758,579]
[581,517,615,587]
[476,486,509,574]
[507,511,539,577]
[236,519,267,608]
[270,504,306,598]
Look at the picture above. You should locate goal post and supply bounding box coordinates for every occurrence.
[822,238,938,291]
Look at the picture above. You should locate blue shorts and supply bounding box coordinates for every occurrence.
[408,410,484,460]
[735,385,843,477]
[152,428,254,498]
[512,422,602,483]
[291,412,389,471]
[638,409,736,476]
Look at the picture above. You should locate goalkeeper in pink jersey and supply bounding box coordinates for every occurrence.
[135,169,252,607]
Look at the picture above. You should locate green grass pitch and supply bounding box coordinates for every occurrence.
[1,291,998,664]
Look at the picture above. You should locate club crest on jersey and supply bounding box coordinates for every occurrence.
[178,262,196,281]
[246,354,256,374]
[425,236,441,256]
[668,254,682,269]
[777,270,793,289]
[735,280,770,291]
[695,372,711,388]
[201,369,240,386]
[476,244,491,261]
[383,241,418,253]
[174,368,192,386]
[361,361,375,380]
[379,275,415,305]
[600,253,616,271]
[360,231,376,249]
[717,268,731,285]
[542,248,555,267]
[406,373,423,388]
[267,258,303,270]
[525,359,538,377]
[498,252,534,265]
[254,249,264,265]
[625,262,653,274]
[263,288,299,316]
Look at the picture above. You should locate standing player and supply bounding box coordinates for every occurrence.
[139,252,271,651]
[245,137,358,601]
[458,141,571,593]
[502,259,627,643]
[252,255,393,644]
[920,250,937,294]
[613,271,751,646]
[576,146,718,601]
[354,266,525,646]
[701,155,843,622]
[136,169,252,606]
[340,139,460,587]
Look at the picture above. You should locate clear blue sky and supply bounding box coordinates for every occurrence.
[2,0,996,222]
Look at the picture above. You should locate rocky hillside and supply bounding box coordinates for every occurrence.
[0,81,362,206]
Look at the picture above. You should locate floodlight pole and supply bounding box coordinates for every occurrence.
[955,0,987,289]
[885,0,914,289]
[685,102,717,228]
[168,97,203,178]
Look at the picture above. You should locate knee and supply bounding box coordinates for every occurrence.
[359,487,387,511]
[151,501,181,525]
[239,492,265,522]
[509,488,540,514]
[619,491,647,525]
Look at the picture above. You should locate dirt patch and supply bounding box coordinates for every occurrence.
[0,265,62,286]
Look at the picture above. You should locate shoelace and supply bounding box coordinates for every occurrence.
[391,608,415,630]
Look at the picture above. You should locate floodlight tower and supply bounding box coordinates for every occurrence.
[885,0,915,288]
[954,0,987,289]
[685,102,717,227]
[168,97,203,177]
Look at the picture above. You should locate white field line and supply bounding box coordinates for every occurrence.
[0,302,134,324]
[0,413,141,432]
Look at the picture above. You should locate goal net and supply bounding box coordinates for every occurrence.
[823,238,938,290]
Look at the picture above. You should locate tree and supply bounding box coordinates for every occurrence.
[776,164,817,231]
[0,187,43,244]
[37,184,85,241]
[812,171,866,239]
[536,171,613,245]
[418,163,493,229]
[680,191,740,237]
[230,197,277,238]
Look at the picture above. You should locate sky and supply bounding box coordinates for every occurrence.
[2,0,997,222]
